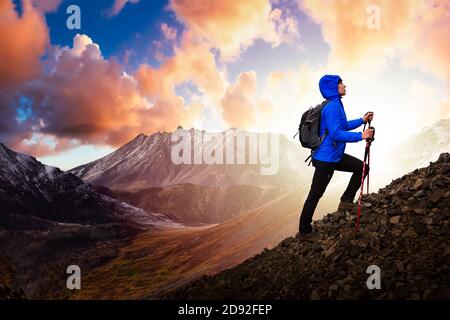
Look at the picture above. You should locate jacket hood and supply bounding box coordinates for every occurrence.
[319,75,342,100]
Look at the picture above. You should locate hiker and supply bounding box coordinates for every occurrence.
[297,75,374,241]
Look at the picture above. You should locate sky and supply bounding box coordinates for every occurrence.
[0,0,449,170]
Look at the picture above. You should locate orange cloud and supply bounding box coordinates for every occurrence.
[401,0,450,85]
[2,34,205,157]
[170,0,298,60]
[136,30,227,101]
[221,72,258,128]
[0,0,49,89]
[104,0,140,18]
[221,71,276,129]
[299,0,450,82]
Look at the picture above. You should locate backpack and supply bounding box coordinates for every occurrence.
[293,100,330,166]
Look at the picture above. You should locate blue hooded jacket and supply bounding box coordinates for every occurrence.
[312,75,364,163]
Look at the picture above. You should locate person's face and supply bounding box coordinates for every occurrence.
[338,81,346,96]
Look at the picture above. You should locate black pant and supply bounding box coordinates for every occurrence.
[299,153,369,233]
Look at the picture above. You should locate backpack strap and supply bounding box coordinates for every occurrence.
[304,149,315,166]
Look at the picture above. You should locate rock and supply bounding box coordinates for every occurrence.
[395,261,405,273]
[410,293,421,300]
[392,195,403,206]
[329,284,339,291]
[431,175,445,187]
[348,246,362,258]
[0,283,26,300]
[388,187,399,196]
[394,286,409,299]
[412,178,423,190]
[423,290,432,299]
[324,244,337,258]
[413,190,426,198]
[390,216,401,224]
[310,289,321,300]
[443,247,450,256]
[429,189,445,204]
[404,228,419,239]
[437,153,449,162]
[337,275,354,287]
[386,209,400,217]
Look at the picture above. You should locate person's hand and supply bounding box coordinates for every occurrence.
[362,128,374,140]
[363,112,374,123]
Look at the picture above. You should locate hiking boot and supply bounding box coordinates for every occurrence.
[338,200,357,213]
[295,231,322,242]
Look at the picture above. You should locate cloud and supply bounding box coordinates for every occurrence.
[69,33,101,58]
[161,23,177,41]
[32,0,62,13]
[151,23,179,62]
[409,80,450,127]
[299,0,450,82]
[169,0,298,60]
[0,0,300,156]
[221,72,258,128]
[0,0,49,89]
[401,0,450,85]
[6,133,79,158]
[136,30,228,102]
[296,0,450,156]
[1,34,205,156]
[104,0,140,18]
[220,71,277,129]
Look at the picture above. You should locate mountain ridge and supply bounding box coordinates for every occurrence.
[0,142,179,298]
[69,128,308,191]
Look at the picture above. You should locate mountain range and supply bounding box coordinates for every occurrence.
[70,128,308,191]
[0,142,177,298]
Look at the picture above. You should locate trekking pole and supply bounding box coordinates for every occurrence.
[366,119,372,194]
[355,120,375,232]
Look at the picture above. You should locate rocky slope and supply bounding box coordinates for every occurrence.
[0,283,25,299]
[164,153,450,300]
